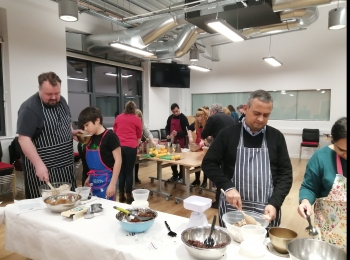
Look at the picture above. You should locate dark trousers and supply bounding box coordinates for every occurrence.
[171,165,183,179]
[134,163,139,180]
[194,167,207,183]
[118,146,137,194]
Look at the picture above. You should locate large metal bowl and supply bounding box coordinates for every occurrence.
[115,207,158,233]
[44,193,82,213]
[287,238,346,260]
[181,226,231,260]
[222,210,269,243]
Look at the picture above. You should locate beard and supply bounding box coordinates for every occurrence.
[43,99,59,107]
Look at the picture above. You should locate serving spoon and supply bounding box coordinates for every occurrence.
[305,210,319,237]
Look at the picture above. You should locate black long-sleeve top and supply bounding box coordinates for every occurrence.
[201,112,235,139]
[165,113,189,137]
[201,123,293,210]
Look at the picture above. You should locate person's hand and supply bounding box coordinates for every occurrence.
[298,199,313,218]
[172,130,177,136]
[199,139,205,147]
[225,189,242,210]
[106,183,116,199]
[151,138,158,146]
[264,204,277,222]
[84,176,90,187]
[35,164,49,182]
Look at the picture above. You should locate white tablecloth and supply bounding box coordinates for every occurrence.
[5,198,286,260]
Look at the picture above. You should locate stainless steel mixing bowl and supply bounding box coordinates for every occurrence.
[287,238,346,260]
[44,193,82,213]
[181,226,231,260]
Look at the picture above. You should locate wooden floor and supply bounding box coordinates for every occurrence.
[0,158,311,259]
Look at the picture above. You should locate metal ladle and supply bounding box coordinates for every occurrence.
[305,210,318,237]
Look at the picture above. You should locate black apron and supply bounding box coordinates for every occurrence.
[23,102,75,199]
[219,124,281,227]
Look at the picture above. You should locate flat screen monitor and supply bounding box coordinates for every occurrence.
[150,63,190,88]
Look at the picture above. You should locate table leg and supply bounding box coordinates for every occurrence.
[174,167,191,204]
[148,161,172,201]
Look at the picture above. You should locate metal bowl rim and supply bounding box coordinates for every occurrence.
[44,193,82,205]
[115,207,158,223]
[180,226,232,251]
[269,227,298,239]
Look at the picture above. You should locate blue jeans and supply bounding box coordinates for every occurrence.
[118,146,137,194]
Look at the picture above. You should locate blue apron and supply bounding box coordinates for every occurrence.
[86,130,114,200]
[219,124,281,227]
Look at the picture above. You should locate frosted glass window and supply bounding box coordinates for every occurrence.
[192,89,331,121]
[68,93,90,122]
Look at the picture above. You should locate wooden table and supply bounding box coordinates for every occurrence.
[138,151,205,204]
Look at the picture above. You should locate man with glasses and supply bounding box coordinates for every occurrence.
[165,103,189,182]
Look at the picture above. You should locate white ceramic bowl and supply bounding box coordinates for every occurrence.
[75,187,90,201]
[132,189,150,201]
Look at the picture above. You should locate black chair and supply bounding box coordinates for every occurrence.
[150,130,160,140]
[160,129,167,142]
[299,128,320,161]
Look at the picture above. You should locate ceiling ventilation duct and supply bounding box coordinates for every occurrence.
[82,0,345,61]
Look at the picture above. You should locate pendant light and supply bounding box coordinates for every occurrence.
[328,1,346,30]
[58,0,79,22]
[263,35,282,67]
[189,49,199,62]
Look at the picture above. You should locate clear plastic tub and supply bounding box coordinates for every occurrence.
[132,189,150,201]
[183,195,212,213]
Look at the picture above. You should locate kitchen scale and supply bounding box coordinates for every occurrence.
[183,195,212,228]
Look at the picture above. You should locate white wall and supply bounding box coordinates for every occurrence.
[176,4,347,158]
[0,0,113,162]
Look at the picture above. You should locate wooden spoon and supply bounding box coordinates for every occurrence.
[46,181,59,196]
[220,189,258,225]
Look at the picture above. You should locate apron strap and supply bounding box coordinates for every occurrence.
[336,154,343,175]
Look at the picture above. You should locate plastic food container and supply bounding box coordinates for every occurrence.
[40,182,72,200]
[240,224,267,244]
[183,195,212,213]
[222,210,269,243]
[132,189,150,201]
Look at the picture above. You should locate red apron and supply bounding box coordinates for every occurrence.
[196,127,203,151]
[170,117,185,148]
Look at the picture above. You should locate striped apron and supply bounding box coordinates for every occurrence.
[23,102,76,199]
[219,125,281,228]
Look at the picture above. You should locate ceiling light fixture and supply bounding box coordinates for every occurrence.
[58,0,79,22]
[104,72,118,76]
[206,19,245,42]
[321,91,326,94]
[328,0,346,30]
[121,74,133,78]
[188,64,211,72]
[189,49,199,61]
[67,76,87,81]
[109,41,154,56]
[263,35,282,67]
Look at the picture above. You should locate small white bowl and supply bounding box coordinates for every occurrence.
[75,187,90,201]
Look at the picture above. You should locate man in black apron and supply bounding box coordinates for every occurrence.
[17,72,82,199]
[202,90,292,228]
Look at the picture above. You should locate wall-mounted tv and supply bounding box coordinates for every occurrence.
[150,62,190,88]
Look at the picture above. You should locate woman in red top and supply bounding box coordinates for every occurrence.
[188,107,210,188]
[113,101,142,204]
